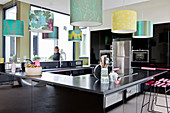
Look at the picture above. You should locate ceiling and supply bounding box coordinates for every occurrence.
[0,0,11,5]
[1,0,150,14]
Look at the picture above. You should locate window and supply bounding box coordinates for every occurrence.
[79,27,90,58]
[30,6,73,61]
[4,6,17,62]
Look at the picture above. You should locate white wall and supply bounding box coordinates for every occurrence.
[30,6,73,61]
[90,0,170,31]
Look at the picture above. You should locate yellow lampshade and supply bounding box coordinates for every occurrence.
[112,10,137,34]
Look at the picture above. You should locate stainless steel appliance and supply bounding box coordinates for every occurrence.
[132,50,149,62]
[112,39,132,76]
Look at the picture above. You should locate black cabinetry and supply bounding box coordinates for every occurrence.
[90,29,132,64]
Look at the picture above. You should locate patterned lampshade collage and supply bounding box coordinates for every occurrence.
[112,10,137,34]
[68,30,82,41]
[70,0,102,27]
[2,1,153,39]
[3,19,24,37]
[133,21,153,38]
[28,10,54,33]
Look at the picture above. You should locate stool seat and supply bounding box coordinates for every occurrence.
[152,80,170,88]
[145,81,154,85]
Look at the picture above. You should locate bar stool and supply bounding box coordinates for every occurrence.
[141,78,170,113]
[141,80,155,113]
[151,78,170,113]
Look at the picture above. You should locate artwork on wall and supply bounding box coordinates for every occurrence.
[3,19,24,37]
[68,30,82,41]
[28,10,54,33]
[105,36,112,45]
[42,26,59,39]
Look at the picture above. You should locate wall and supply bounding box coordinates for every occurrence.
[0,1,30,61]
[75,42,89,65]
[90,0,170,31]
[74,27,90,66]
[16,1,30,61]
[0,5,3,58]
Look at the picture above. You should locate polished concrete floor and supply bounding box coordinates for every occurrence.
[107,93,170,113]
[0,82,169,113]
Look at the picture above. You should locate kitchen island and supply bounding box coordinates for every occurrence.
[0,68,168,113]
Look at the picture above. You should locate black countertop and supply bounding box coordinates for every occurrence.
[42,66,93,72]
[0,68,168,95]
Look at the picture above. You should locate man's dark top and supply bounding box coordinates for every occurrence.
[53,53,60,61]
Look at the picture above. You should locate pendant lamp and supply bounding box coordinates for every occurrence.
[112,10,137,34]
[68,30,82,41]
[3,19,24,37]
[42,26,59,39]
[133,21,153,38]
[70,0,102,27]
[28,10,54,33]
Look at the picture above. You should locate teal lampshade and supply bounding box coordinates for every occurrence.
[133,21,153,38]
[28,10,54,33]
[68,30,82,41]
[3,19,24,37]
[42,26,59,39]
[70,0,102,27]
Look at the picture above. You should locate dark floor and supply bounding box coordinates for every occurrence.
[0,82,169,113]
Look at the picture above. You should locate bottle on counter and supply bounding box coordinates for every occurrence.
[11,60,16,73]
[101,68,109,84]
[109,71,119,82]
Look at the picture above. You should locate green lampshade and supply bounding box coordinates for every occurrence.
[133,21,153,38]
[70,0,102,27]
[3,19,24,37]
[42,26,59,39]
[29,10,54,33]
[68,30,82,41]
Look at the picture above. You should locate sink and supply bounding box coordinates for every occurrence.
[49,69,92,76]
[50,71,71,75]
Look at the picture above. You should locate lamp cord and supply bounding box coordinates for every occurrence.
[142,11,144,20]
[123,0,125,10]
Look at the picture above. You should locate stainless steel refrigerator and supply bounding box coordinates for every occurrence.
[112,39,132,76]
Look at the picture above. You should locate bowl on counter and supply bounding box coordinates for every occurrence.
[25,67,42,76]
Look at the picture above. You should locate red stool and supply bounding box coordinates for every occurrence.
[141,80,155,113]
[151,78,170,113]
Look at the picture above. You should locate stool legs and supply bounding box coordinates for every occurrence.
[141,91,146,113]
[141,85,153,113]
[152,87,169,113]
[165,87,169,113]
[150,87,155,111]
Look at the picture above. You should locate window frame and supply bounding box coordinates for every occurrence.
[79,27,89,59]
[30,4,73,61]
[3,3,17,62]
